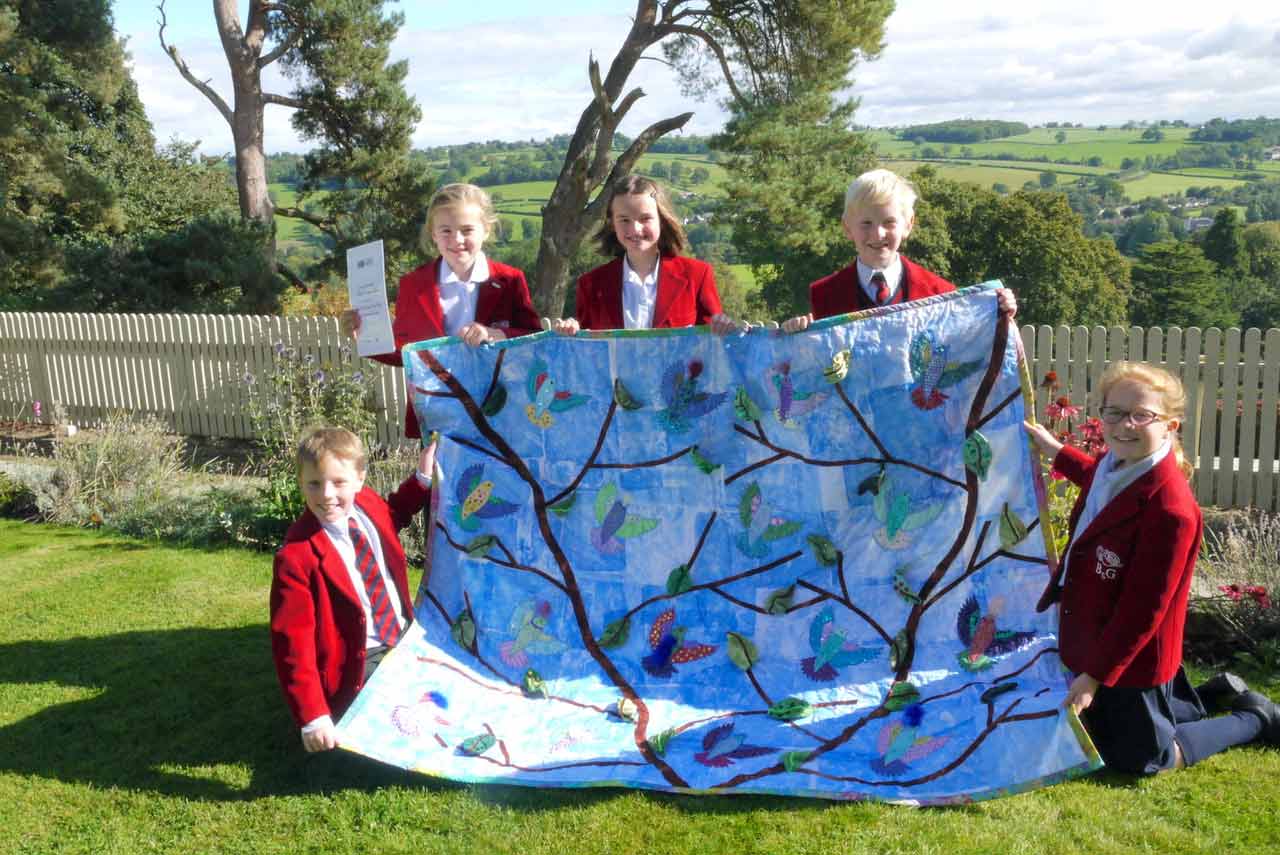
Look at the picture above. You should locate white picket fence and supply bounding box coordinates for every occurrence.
[2,312,1278,509]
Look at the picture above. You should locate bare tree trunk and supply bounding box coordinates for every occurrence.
[531,0,692,316]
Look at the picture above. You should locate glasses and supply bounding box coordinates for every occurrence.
[1098,406,1166,427]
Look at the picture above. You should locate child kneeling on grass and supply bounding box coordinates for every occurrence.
[270,426,436,752]
[1025,362,1279,773]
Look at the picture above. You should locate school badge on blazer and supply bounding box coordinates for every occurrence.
[1094,545,1122,580]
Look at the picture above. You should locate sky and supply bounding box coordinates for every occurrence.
[114,1,1280,155]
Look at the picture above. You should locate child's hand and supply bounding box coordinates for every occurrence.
[1065,672,1100,716]
[458,323,505,346]
[548,317,580,336]
[340,308,362,340]
[781,314,813,334]
[997,288,1018,318]
[301,719,339,753]
[418,438,438,481]
[709,313,743,336]
[1023,420,1063,458]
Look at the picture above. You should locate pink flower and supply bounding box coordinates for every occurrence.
[1041,371,1059,390]
[32,400,42,420]
[1219,584,1244,601]
[1244,585,1271,609]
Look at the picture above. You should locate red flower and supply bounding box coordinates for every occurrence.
[1041,371,1059,390]
[1244,585,1272,609]
[1219,584,1244,601]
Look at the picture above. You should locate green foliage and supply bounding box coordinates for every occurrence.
[57,212,288,313]
[717,92,876,317]
[245,341,379,541]
[1129,240,1237,329]
[908,168,1130,327]
[0,472,37,519]
[1201,207,1246,275]
[896,120,1030,144]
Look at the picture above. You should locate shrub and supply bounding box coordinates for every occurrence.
[1186,511,1280,669]
[0,471,38,519]
[245,341,379,543]
[1033,372,1106,558]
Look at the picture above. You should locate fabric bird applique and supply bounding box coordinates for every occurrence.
[498,599,567,668]
[735,481,801,558]
[640,608,717,678]
[800,606,878,681]
[955,594,1036,672]
[390,690,452,737]
[452,463,519,532]
[871,473,944,550]
[590,482,659,554]
[655,359,727,434]
[907,330,981,411]
[692,722,773,768]
[768,361,828,429]
[525,356,588,428]
[869,702,949,775]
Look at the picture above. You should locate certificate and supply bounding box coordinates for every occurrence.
[346,240,396,356]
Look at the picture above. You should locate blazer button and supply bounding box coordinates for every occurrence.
[1063,608,1071,615]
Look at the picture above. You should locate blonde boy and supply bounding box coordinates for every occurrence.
[270,427,435,752]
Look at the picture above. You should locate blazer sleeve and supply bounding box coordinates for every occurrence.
[1052,445,1098,488]
[269,547,329,727]
[504,268,541,338]
[1083,499,1200,685]
[695,261,724,323]
[385,473,431,532]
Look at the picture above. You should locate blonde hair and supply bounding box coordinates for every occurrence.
[843,168,918,222]
[1097,361,1193,480]
[296,426,367,474]
[595,174,689,258]
[419,183,499,255]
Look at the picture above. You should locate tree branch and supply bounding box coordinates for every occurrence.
[660,22,749,108]
[262,92,305,109]
[587,111,695,222]
[157,1,233,125]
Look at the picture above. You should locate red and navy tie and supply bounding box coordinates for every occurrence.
[871,271,889,305]
[348,518,402,646]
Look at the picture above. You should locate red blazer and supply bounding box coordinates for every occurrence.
[809,256,956,320]
[574,255,723,331]
[1037,445,1201,689]
[270,475,430,727]
[371,257,540,437]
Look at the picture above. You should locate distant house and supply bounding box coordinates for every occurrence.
[1185,217,1214,232]
[1267,146,1280,161]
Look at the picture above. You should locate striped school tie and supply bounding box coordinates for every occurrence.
[871,271,889,305]
[348,518,402,646]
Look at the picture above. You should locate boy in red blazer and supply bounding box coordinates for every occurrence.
[271,427,436,752]
[1026,362,1278,773]
[550,175,738,335]
[344,183,540,438]
[782,169,1015,331]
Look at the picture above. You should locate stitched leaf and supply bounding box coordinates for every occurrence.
[666,564,693,595]
[999,502,1029,548]
[889,629,909,671]
[615,697,639,722]
[782,750,811,772]
[598,616,631,650]
[807,534,838,567]
[856,467,885,496]
[768,697,813,721]
[464,534,497,558]
[613,377,645,410]
[734,386,763,422]
[765,584,795,615]
[892,566,921,604]
[521,668,546,698]
[450,610,476,650]
[885,681,920,711]
[547,492,576,517]
[690,445,720,474]
[963,431,993,480]
[649,728,676,756]
[480,381,508,417]
[823,349,851,384]
[458,733,495,756]
[726,631,760,670]
[981,681,1018,704]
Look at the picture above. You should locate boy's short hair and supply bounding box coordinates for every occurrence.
[843,168,918,220]
[296,426,367,473]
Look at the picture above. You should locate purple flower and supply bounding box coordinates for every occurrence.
[273,341,286,356]
[243,371,255,385]
[351,371,364,383]
[312,369,326,384]
[303,353,315,365]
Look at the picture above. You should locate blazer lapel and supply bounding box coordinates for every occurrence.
[1073,456,1175,545]
[474,269,504,326]
[301,515,362,608]
[652,257,687,328]
[414,259,446,335]
[597,259,626,329]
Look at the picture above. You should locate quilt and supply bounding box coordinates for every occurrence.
[336,283,1101,803]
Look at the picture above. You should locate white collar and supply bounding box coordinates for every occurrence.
[622,254,659,288]
[440,252,489,287]
[856,256,902,288]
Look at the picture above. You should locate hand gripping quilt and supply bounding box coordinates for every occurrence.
[336,284,1101,803]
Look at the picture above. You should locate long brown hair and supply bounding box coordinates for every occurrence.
[594,174,688,258]
[1097,361,1194,480]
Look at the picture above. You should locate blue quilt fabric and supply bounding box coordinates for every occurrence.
[337,284,1101,803]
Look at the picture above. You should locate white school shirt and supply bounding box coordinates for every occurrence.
[857,256,904,304]
[438,252,491,336]
[622,255,660,330]
[1058,439,1171,589]
[301,506,411,734]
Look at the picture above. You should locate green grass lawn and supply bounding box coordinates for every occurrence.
[2,519,1279,854]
